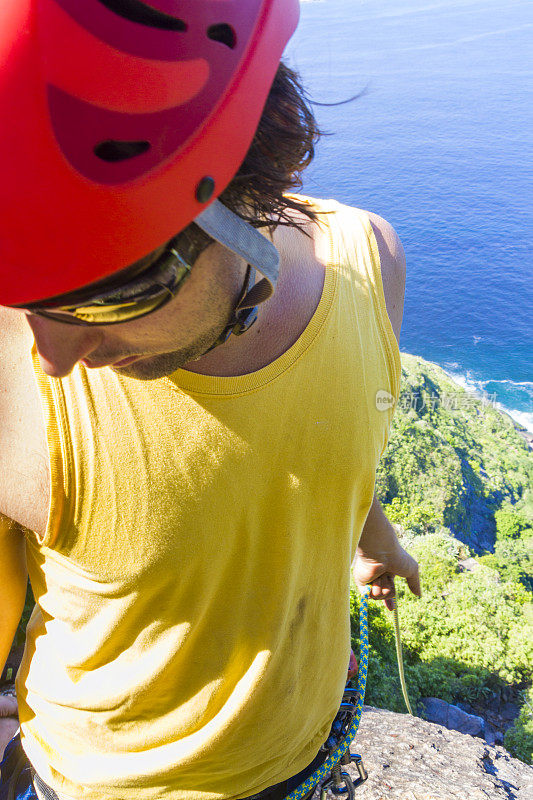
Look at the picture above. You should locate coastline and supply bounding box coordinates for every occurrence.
[438,364,533,451]
[440,367,533,437]
[402,353,533,452]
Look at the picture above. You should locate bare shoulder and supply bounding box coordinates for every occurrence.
[366,212,406,345]
[0,306,35,397]
[0,307,29,410]
[0,307,49,535]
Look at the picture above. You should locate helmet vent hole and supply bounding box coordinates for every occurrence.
[94,140,151,163]
[207,24,237,49]
[97,1,187,32]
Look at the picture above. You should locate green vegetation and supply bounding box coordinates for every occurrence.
[354,353,533,764]
[478,537,533,593]
[494,503,533,540]
[375,354,533,550]
[351,533,532,706]
[504,686,533,764]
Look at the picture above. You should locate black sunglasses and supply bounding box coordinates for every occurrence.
[17,235,208,326]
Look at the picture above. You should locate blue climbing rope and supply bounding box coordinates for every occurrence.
[284,586,371,800]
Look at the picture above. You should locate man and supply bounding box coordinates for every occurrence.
[0,1,420,798]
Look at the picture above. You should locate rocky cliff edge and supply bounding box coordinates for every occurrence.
[332,706,533,800]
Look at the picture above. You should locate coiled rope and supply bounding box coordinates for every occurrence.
[284,585,412,800]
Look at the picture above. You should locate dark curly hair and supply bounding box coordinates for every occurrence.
[176,61,322,257]
[222,61,321,227]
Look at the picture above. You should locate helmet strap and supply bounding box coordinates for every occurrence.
[206,263,271,353]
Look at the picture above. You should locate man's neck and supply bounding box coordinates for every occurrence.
[184,220,325,378]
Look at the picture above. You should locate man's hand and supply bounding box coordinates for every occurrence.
[0,694,18,760]
[353,493,421,611]
[0,694,17,718]
[352,543,420,611]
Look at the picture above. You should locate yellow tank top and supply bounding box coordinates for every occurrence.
[17,196,401,800]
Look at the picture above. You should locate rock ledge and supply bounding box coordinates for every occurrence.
[334,706,532,800]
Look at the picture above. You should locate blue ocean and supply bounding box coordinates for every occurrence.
[285,0,533,432]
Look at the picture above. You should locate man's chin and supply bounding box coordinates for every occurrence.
[112,341,215,380]
[110,322,226,380]
[112,353,185,381]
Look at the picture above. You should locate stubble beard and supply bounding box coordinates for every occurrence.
[112,321,225,381]
[111,252,247,381]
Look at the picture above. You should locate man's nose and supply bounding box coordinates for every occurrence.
[25,313,103,378]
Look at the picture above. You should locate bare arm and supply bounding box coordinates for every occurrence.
[367,212,406,346]
[351,215,419,607]
[353,493,420,609]
[0,513,26,755]
[0,512,25,756]
[0,514,27,677]
[0,312,32,753]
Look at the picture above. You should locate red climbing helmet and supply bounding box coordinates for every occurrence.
[0,0,300,306]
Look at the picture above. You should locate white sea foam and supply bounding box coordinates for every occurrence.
[440,366,533,434]
[479,378,533,390]
[504,408,533,434]
[441,368,484,396]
